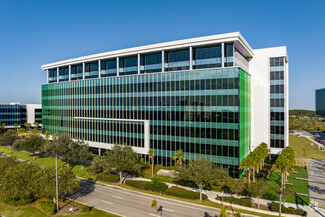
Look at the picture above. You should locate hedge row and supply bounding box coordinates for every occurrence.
[270,202,307,216]
[97,172,119,183]
[216,196,252,207]
[165,186,208,200]
[2,198,33,206]
[125,180,149,189]
[38,201,56,215]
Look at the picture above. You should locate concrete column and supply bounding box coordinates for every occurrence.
[57,67,59,82]
[82,62,85,79]
[98,60,101,78]
[161,50,165,72]
[221,42,225,67]
[137,53,141,74]
[189,46,193,70]
[98,148,101,156]
[46,70,49,83]
[68,65,71,81]
[116,57,119,76]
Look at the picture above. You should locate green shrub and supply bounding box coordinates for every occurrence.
[97,172,119,183]
[38,201,56,215]
[144,177,168,193]
[125,180,150,189]
[2,198,33,206]
[165,186,208,200]
[270,202,306,216]
[216,196,252,207]
[80,205,91,212]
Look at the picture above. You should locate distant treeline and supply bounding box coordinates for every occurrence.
[289,109,315,117]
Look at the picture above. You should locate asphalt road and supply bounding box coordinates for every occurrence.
[70,180,222,217]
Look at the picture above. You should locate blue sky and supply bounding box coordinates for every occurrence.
[0,0,324,110]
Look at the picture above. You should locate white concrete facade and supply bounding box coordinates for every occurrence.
[26,104,42,126]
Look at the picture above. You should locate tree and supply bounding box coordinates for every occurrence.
[40,166,80,204]
[17,128,26,134]
[13,123,19,131]
[176,158,217,201]
[219,207,229,217]
[2,123,7,128]
[0,130,19,153]
[272,147,295,188]
[148,149,155,177]
[214,166,231,187]
[44,131,50,140]
[46,134,91,168]
[102,144,141,184]
[247,179,268,208]
[172,149,185,166]
[229,179,245,197]
[150,199,158,216]
[240,157,251,183]
[33,122,39,128]
[24,122,31,131]
[14,134,45,160]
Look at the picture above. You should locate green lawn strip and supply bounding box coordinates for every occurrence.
[0,146,96,181]
[119,183,277,217]
[266,171,310,205]
[289,135,325,160]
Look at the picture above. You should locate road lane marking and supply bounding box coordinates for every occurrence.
[103,187,219,214]
[164,208,174,212]
[112,195,124,200]
[101,200,113,205]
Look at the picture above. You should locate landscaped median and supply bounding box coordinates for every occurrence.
[0,146,306,217]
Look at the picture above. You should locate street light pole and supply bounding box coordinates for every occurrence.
[56,154,59,212]
[278,175,282,217]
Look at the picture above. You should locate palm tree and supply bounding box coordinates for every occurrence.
[2,123,7,128]
[172,149,185,166]
[24,122,31,132]
[219,207,229,217]
[148,149,155,177]
[240,157,251,183]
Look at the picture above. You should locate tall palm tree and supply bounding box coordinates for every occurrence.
[172,149,185,166]
[148,149,155,177]
[13,123,18,131]
[240,157,251,183]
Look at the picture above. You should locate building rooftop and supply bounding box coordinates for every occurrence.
[41,32,254,70]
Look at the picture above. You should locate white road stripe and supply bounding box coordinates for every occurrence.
[164,208,174,212]
[112,195,124,200]
[104,187,219,214]
[101,200,113,205]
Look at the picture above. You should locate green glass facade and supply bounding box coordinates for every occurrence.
[42,67,250,177]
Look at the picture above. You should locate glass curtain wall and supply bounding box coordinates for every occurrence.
[42,67,250,178]
[59,67,69,82]
[193,45,222,69]
[270,57,285,148]
[71,64,83,81]
[48,69,57,83]
[85,62,99,79]
[224,43,234,67]
[165,49,189,71]
[101,59,117,77]
[119,56,138,76]
[140,53,162,73]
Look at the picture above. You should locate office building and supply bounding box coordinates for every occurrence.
[41,32,288,177]
[316,88,325,117]
[0,103,42,128]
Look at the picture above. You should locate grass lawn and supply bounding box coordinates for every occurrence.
[0,202,120,217]
[289,135,325,160]
[264,168,310,205]
[0,146,96,181]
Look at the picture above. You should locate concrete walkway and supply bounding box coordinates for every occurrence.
[306,159,325,217]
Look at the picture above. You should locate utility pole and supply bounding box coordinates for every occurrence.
[56,154,59,212]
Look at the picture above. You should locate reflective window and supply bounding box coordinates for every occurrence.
[59,66,69,82]
[193,45,221,69]
[270,99,284,107]
[224,43,233,67]
[101,59,117,77]
[71,64,83,81]
[85,62,99,79]
[119,56,138,76]
[48,69,57,83]
[165,49,189,71]
[140,53,162,73]
[270,85,284,94]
